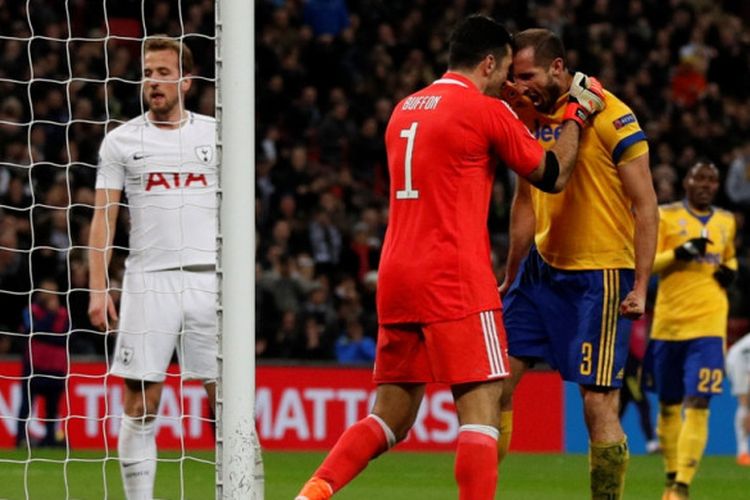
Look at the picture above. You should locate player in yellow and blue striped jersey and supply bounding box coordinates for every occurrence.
[645,160,737,500]
[497,28,659,500]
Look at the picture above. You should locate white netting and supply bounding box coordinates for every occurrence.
[0,1,219,498]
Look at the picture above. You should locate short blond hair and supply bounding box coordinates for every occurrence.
[144,35,194,74]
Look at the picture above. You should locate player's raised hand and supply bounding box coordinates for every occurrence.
[563,72,606,128]
[619,289,645,320]
[88,290,119,331]
[674,237,712,261]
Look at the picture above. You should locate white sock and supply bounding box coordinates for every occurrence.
[459,424,500,440]
[118,416,157,500]
[368,414,397,448]
[736,406,749,455]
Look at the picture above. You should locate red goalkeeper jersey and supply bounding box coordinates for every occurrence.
[377,72,543,324]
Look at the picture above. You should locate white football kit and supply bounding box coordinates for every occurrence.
[727,333,750,397]
[96,112,218,382]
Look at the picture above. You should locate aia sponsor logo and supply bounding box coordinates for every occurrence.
[144,172,209,191]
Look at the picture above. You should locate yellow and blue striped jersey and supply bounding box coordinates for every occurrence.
[651,202,737,340]
[516,90,649,270]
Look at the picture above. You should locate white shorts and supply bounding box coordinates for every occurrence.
[111,270,218,382]
[726,334,750,396]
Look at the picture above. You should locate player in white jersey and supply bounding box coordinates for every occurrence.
[88,36,218,500]
[726,332,750,466]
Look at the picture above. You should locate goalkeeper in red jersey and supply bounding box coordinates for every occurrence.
[296,15,605,500]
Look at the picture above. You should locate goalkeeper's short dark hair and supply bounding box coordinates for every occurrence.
[513,28,566,68]
[448,15,513,70]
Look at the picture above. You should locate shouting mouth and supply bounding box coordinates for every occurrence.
[526,90,543,108]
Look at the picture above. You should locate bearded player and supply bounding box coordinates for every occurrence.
[498,28,659,499]
[89,36,221,500]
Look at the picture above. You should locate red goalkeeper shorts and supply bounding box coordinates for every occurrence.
[373,309,509,385]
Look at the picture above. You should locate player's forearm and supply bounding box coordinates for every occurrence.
[505,230,534,284]
[632,203,659,296]
[504,182,535,283]
[88,190,120,291]
[548,121,582,191]
[88,214,113,291]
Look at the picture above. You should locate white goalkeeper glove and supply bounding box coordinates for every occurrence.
[563,71,606,128]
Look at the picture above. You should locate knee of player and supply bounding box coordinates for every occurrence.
[371,413,413,443]
[123,382,161,419]
[387,418,416,443]
[123,401,159,420]
[581,386,620,413]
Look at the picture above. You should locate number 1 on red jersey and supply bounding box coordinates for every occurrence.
[396,122,420,200]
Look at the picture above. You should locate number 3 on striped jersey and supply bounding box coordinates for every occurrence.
[396,122,419,199]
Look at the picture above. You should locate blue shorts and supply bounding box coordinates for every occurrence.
[643,337,725,403]
[503,247,634,387]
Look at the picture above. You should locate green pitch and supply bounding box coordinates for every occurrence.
[0,450,748,499]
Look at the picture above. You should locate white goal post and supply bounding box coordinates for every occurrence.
[215,0,261,498]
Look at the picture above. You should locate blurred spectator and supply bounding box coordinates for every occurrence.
[671,38,709,109]
[652,163,679,203]
[258,252,306,313]
[360,270,378,336]
[335,319,375,364]
[301,281,337,335]
[296,316,333,360]
[270,310,301,359]
[0,224,30,335]
[347,221,379,282]
[726,145,750,208]
[15,278,68,448]
[66,257,100,354]
[308,208,342,276]
[317,101,357,166]
[303,0,350,38]
[0,175,32,235]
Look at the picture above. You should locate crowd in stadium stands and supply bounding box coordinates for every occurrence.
[1,0,750,361]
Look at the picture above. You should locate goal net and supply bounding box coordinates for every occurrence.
[0,0,256,498]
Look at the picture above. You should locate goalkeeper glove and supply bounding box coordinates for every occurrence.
[563,72,606,128]
[713,265,737,288]
[673,237,712,261]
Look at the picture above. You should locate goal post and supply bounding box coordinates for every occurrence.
[215,0,260,499]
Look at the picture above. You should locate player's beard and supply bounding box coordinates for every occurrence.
[146,92,182,123]
[536,79,562,115]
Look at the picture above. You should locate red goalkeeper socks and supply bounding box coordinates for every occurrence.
[313,414,393,493]
[455,425,499,500]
